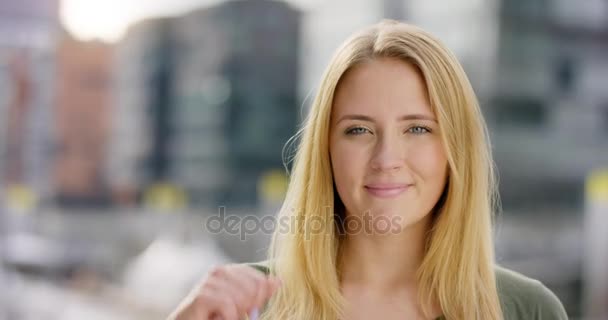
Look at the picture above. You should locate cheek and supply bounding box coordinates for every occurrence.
[330,141,367,192]
[411,141,448,182]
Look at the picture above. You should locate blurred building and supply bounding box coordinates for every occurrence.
[107,17,173,206]
[53,33,114,207]
[110,0,301,208]
[177,0,300,207]
[489,0,608,208]
[300,0,499,108]
[0,0,60,209]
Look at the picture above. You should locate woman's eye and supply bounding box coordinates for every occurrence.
[407,126,431,134]
[345,127,370,135]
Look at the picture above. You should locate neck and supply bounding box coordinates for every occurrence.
[338,213,432,293]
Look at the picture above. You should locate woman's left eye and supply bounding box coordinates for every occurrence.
[407,126,431,134]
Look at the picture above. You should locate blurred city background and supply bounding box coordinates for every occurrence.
[0,0,607,319]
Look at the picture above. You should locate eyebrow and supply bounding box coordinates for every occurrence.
[336,114,438,124]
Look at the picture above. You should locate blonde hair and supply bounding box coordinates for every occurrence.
[260,20,502,320]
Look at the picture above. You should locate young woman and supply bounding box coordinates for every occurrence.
[170,20,568,320]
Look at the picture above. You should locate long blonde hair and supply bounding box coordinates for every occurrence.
[260,20,502,320]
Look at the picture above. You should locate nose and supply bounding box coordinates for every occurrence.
[369,133,404,172]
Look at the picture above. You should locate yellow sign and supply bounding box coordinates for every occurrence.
[586,169,608,202]
[143,182,187,211]
[5,184,37,213]
[258,169,289,202]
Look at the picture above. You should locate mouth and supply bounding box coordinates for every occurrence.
[364,184,412,198]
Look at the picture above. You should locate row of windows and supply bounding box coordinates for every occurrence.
[490,96,608,136]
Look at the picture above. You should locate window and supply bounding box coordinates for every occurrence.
[493,96,547,128]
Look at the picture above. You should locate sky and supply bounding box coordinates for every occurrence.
[60,0,321,42]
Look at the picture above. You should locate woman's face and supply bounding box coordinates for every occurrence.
[329,57,448,234]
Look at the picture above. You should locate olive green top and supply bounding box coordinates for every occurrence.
[246,261,568,320]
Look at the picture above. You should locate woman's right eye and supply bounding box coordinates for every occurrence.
[345,127,370,135]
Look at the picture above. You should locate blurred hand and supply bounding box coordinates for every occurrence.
[168,264,281,320]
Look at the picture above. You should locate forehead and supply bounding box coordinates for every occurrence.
[332,57,433,118]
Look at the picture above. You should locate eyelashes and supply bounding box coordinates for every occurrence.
[408,125,432,135]
[344,125,432,136]
[345,127,370,135]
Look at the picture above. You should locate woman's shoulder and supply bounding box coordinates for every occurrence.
[495,265,569,320]
[242,262,569,319]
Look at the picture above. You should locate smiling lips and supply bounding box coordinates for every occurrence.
[364,183,412,198]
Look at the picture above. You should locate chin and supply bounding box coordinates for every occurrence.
[371,205,429,228]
